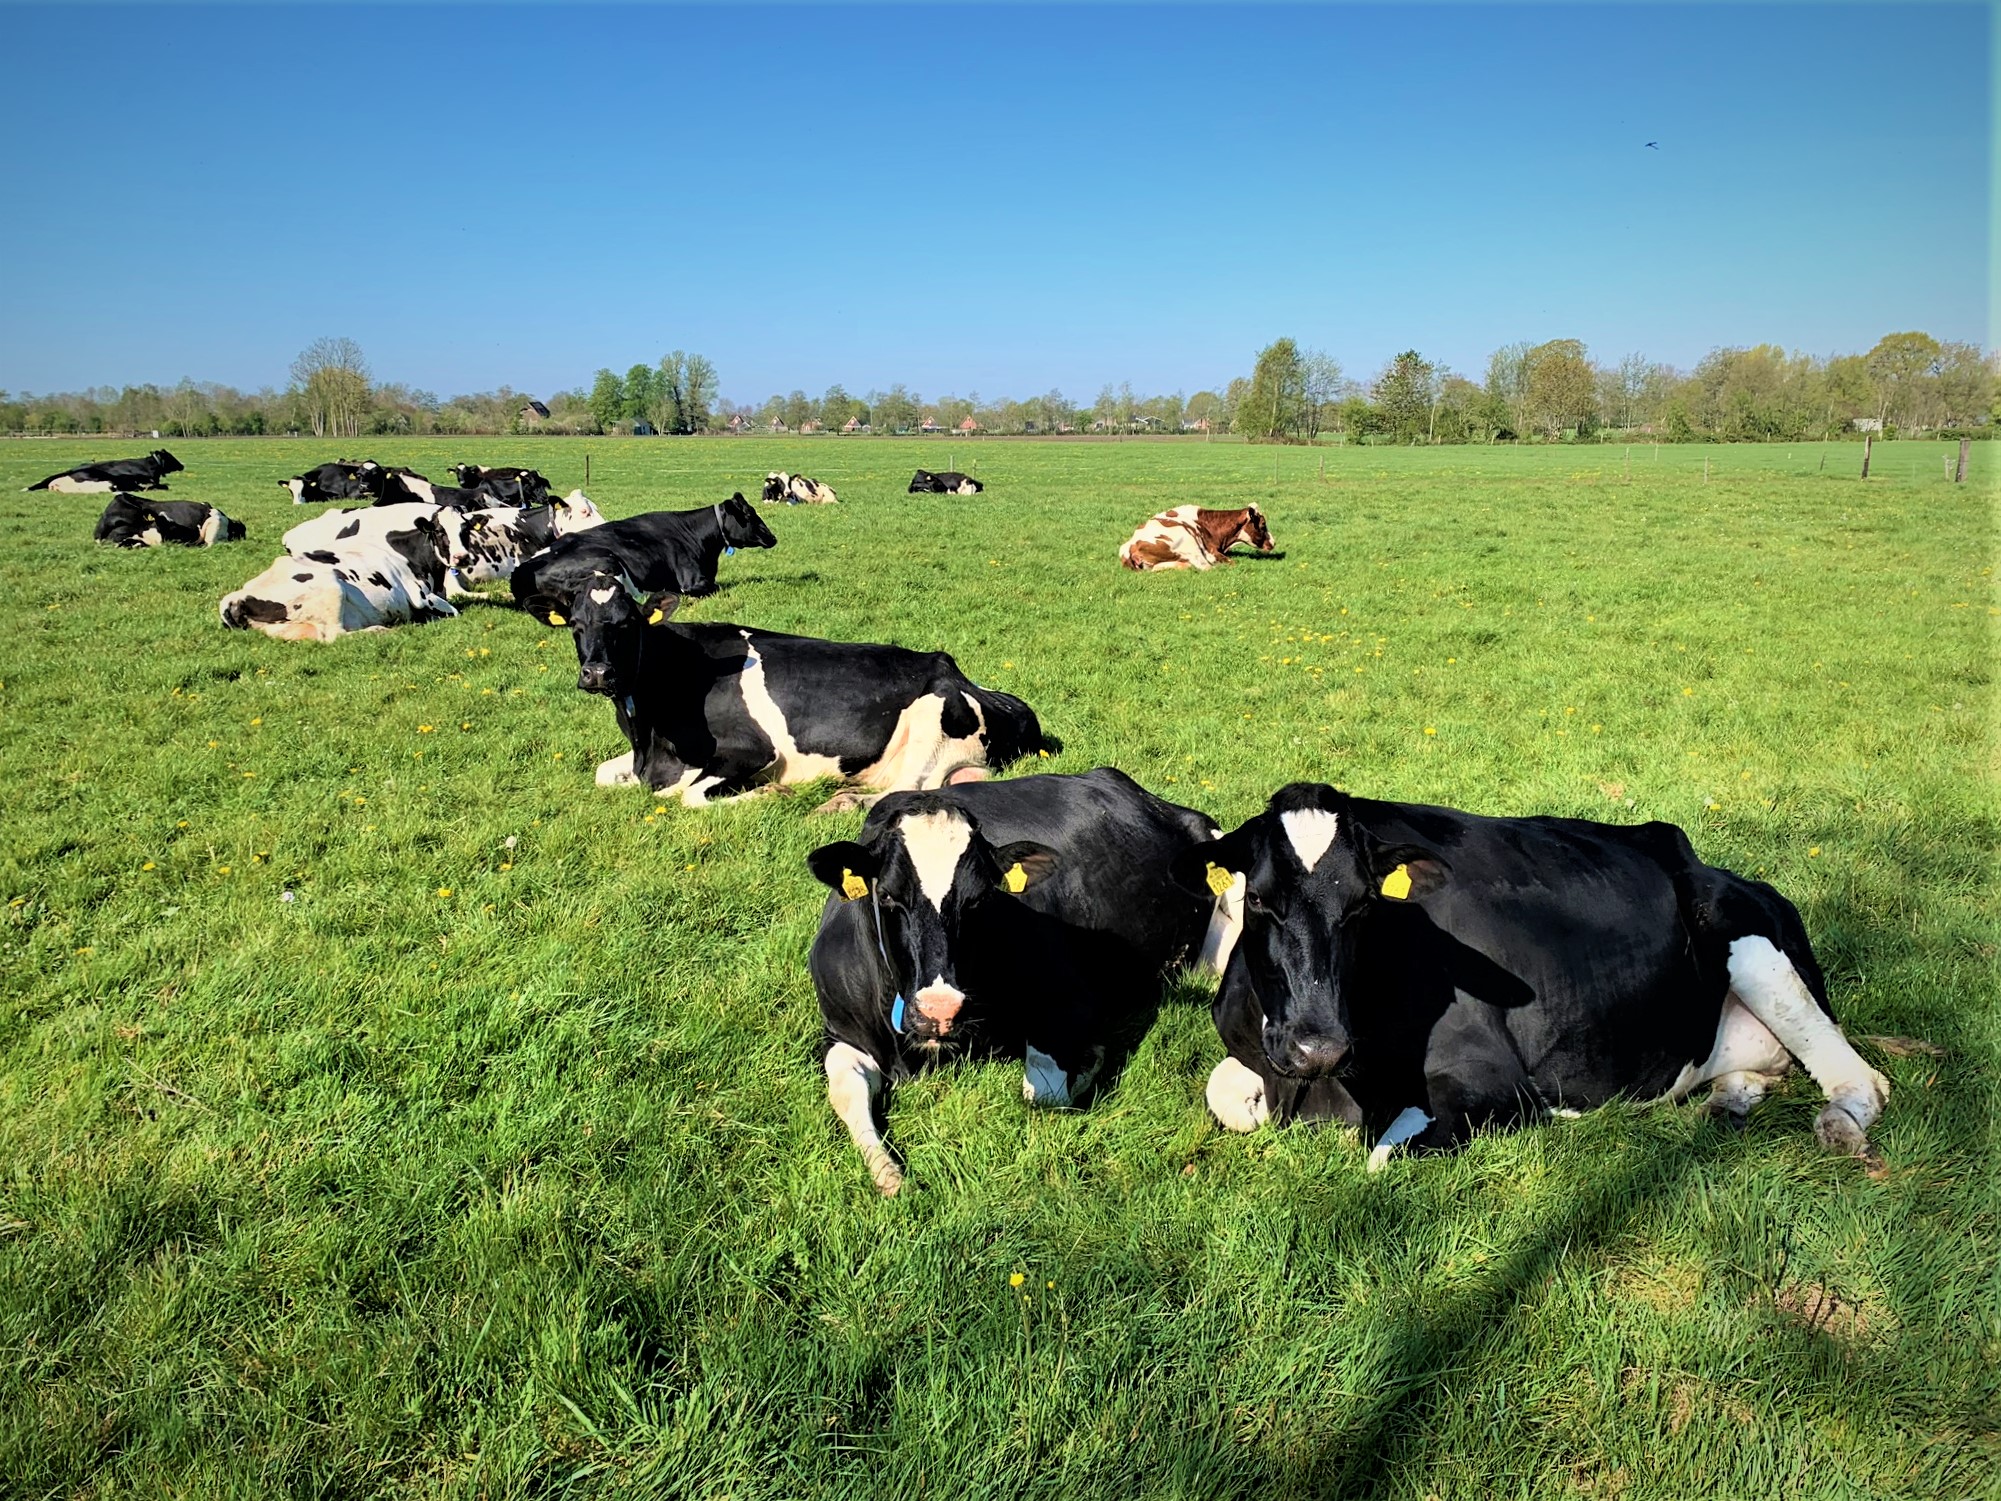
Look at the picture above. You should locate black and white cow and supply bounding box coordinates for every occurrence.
[29,449,183,493]
[516,584,1044,804]
[93,494,245,548]
[281,502,475,587]
[220,513,458,641]
[805,769,1233,1194]
[761,471,839,505]
[282,461,378,505]
[451,492,606,586]
[1184,783,1890,1168]
[451,464,551,506]
[510,493,776,610]
[908,469,983,495]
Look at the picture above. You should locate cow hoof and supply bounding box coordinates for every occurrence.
[1205,1056,1269,1133]
[1814,1101,1871,1155]
[868,1157,905,1196]
[815,789,880,815]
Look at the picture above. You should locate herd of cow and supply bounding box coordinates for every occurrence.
[34,447,1891,1194]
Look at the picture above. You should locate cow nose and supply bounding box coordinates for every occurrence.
[577,665,612,694]
[1279,1033,1348,1077]
[914,983,965,1035]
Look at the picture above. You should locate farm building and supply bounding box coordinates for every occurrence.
[957,416,979,433]
[518,399,550,425]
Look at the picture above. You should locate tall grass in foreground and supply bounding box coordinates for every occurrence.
[0,437,1994,1498]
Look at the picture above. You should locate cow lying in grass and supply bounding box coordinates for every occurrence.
[762,472,838,505]
[30,449,183,494]
[221,511,459,641]
[908,469,983,495]
[94,494,245,548]
[511,493,775,609]
[1186,782,1890,1168]
[1119,505,1274,571]
[520,582,1044,805]
[807,768,1233,1194]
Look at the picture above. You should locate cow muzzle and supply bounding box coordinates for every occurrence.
[907,982,966,1042]
[1270,1029,1349,1079]
[577,664,615,695]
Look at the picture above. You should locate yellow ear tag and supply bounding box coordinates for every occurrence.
[546,611,566,626]
[1002,862,1028,894]
[841,869,869,900]
[1205,862,1237,897]
[1380,864,1413,900]
[647,608,665,624]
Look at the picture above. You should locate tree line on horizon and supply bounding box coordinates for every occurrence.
[2,330,1992,444]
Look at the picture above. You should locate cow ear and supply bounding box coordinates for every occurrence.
[1172,824,1256,899]
[807,841,879,899]
[521,592,568,627]
[990,841,1059,895]
[644,591,680,626]
[1369,843,1450,901]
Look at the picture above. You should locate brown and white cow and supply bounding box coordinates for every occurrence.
[1119,505,1275,572]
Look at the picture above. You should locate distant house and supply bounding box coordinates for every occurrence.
[919,417,942,433]
[769,417,787,433]
[1181,417,1211,433]
[631,419,656,436]
[799,420,822,434]
[957,416,980,434]
[842,415,868,434]
[727,413,752,434]
[519,399,550,425]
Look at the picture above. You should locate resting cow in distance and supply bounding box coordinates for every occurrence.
[807,768,1235,1194]
[519,581,1044,805]
[94,494,245,548]
[761,472,839,505]
[1184,782,1890,1169]
[1120,505,1274,571]
[29,450,183,493]
[908,469,984,495]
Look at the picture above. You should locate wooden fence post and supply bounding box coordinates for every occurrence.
[1703,456,1709,483]
[585,452,591,485]
[1624,446,1630,482]
[1861,434,1872,479]
[1957,438,1971,483]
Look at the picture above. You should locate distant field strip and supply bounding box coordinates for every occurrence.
[1,438,1994,1498]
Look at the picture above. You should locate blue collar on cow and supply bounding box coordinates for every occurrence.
[871,886,908,1034]
[715,501,735,555]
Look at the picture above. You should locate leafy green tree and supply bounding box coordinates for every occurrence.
[1865,331,1942,431]
[588,369,625,432]
[1524,339,1595,440]
[1372,350,1436,444]
[1237,338,1308,441]
[623,364,659,428]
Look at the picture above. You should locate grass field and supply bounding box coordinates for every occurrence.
[1,434,1995,1499]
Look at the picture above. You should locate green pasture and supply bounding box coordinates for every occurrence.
[1,435,1995,1498]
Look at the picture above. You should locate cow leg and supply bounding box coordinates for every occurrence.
[595,751,639,787]
[825,1042,902,1196]
[1726,936,1889,1154]
[1205,1055,1270,1132]
[1661,996,1792,1125]
[1022,1042,1104,1108]
[814,787,887,814]
[1366,1107,1434,1173]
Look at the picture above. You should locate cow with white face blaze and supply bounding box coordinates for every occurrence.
[29,449,184,494]
[1183,783,1889,1168]
[807,768,1233,1194]
[520,584,1044,805]
[761,472,839,505]
[94,494,246,548]
[1120,505,1274,571]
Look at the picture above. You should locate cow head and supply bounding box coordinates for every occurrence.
[150,450,185,476]
[718,492,778,550]
[1173,783,1449,1079]
[761,472,791,504]
[392,512,458,594]
[908,469,936,494]
[808,798,1059,1050]
[550,489,605,535]
[451,463,480,487]
[1235,505,1275,553]
[521,572,679,696]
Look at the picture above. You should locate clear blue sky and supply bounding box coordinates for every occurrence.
[1,3,1988,404]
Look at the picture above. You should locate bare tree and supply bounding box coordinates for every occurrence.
[289,337,370,440]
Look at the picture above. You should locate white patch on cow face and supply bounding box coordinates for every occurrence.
[1366,1106,1433,1172]
[287,478,306,503]
[1206,1055,1269,1132]
[588,585,617,605]
[900,809,973,911]
[1280,808,1339,872]
[1725,935,1889,1153]
[138,526,163,548]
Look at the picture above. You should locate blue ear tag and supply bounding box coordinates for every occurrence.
[890,994,907,1034]
[724,545,737,556]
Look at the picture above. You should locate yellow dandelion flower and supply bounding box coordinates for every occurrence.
[460,722,471,730]
[418,724,434,734]
[142,861,156,871]
[1424,727,1436,736]
[437,886,454,898]
[217,865,232,875]
[499,862,513,871]
[1807,847,1821,858]
[1009,1273,1025,1288]
[177,820,188,828]
[250,716,263,726]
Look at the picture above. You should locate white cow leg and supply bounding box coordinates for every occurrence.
[1366,1106,1434,1174]
[1023,1045,1102,1108]
[825,1042,902,1195]
[594,751,638,787]
[1726,936,1890,1154]
[1205,1055,1269,1132]
[1664,995,1791,1125]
